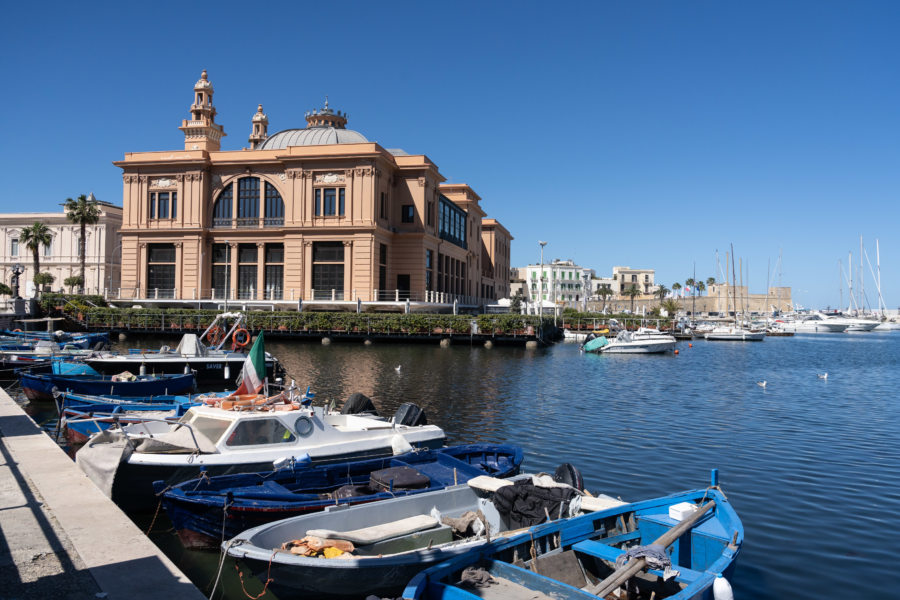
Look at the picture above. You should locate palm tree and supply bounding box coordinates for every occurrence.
[19,222,52,298]
[706,277,716,288]
[696,281,706,295]
[672,282,682,295]
[64,193,101,294]
[655,284,669,304]
[597,285,612,312]
[623,284,641,313]
[685,277,697,318]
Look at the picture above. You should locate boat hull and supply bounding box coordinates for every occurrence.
[19,371,195,402]
[86,356,280,387]
[600,339,676,353]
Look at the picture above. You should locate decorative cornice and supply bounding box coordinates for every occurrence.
[315,172,345,184]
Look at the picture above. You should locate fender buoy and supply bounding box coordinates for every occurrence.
[232,328,250,349]
[12,328,21,332]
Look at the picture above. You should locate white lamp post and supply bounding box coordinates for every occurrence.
[538,241,547,316]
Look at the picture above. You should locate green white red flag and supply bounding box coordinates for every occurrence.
[235,331,265,395]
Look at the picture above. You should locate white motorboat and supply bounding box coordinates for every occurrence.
[76,391,445,511]
[873,320,900,331]
[584,327,677,354]
[704,325,766,341]
[776,313,847,333]
[817,312,878,332]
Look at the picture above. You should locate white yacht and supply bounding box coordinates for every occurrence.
[704,325,766,341]
[777,313,847,333]
[583,327,676,354]
[817,312,878,332]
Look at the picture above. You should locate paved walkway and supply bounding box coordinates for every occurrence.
[0,389,206,600]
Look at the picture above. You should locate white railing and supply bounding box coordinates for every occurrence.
[104,287,483,306]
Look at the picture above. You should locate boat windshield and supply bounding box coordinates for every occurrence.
[182,414,232,445]
[225,418,297,447]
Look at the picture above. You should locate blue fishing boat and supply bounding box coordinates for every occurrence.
[403,472,742,600]
[157,443,523,549]
[19,370,195,401]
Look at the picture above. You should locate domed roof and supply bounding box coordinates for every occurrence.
[259,127,368,150]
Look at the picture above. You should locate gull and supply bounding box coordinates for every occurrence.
[817,373,828,380]
[395,365,402,372]
[756,380,767,388]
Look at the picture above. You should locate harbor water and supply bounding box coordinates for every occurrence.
[67,333,900,598]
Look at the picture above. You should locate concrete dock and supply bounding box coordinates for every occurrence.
[0,388,206,600]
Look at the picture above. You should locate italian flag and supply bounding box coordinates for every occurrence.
[235,331,265,395]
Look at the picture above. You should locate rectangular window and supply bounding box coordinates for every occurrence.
[211,243,229,298]
[338,188,345,216]
[315,187,344,216]
[146,243,176,298]
[425,249,433,291]
[378,243,387,295]
[44,240,52,257]
[438,195,467,249]
[426,202,433,227]
[401,205,414,223]
[312,241,344,300]
[149,194,155,218]
[237,243,257,299]
[157,192,170,219]
[237,178,259,225]
[380,192,386,219]
[10,238,18,256]
[171,192,177,219]
[315,189,321,216]
[324,188,336,215]
[264,243,283,300]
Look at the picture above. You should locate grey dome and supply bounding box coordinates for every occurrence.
[259,127,368,149]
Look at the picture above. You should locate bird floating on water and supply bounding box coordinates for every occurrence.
[756,380,767,388]
[395,365,402,372]
[817,373,828,380]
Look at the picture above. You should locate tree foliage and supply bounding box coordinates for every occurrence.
[64,194,101,293]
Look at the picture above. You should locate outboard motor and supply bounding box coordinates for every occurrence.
[341,392,379,416]
[393,402,427,427]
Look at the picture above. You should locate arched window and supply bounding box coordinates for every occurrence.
[212,176,284,228]
[212,186,232,227]
[237,177,259,226]
[265,183,284,226]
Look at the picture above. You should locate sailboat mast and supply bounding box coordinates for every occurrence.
[859,235,864,313]
[848,251,853,312]
[838,259,843,311]
[877,239,883,314]
[731,244,737,326]
[777,248,782,314]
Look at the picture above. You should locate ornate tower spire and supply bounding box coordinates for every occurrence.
[304,97,348,129]
[248,104,269,149]
[179,70,226,151]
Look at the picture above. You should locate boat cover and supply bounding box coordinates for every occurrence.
[492,479,578,529]
[175,334,205,357]
[369,466,430,491]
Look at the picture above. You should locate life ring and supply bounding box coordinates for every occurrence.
[232,328,250,349]
[294,415,314,437]
[206,326,225,345]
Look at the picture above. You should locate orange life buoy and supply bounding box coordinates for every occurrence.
[206,326,225,345]
[232,328,250,349]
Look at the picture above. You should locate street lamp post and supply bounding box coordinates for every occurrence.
[224,239,230,311]
[538,241,547,316]
[11,263,24,299]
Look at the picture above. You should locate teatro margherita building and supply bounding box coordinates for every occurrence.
[116,71,511,308]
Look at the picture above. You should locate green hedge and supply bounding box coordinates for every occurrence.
[74,307,553,336]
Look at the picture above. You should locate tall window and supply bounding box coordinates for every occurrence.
[379,192,386,219]
[265,244,284,300]
[425,249,433,291]
[312,242,344,300]
[378,243,387,296]
[438,195,467,249]
[147,243,176,298]
[237,178,259,227]
[265,183,284,226]
[10,238,18,257]
[211,243,229,298]
[401,205,414,223]
[426,201,434,227]
[314,187,345,217]
[213,186,233,227]
[149,192,177,219]
[237,244,257,299]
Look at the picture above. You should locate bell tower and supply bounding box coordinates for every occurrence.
[248,104,268,149]
[179,70,226,151]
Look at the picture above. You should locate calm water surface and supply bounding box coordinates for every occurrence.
[114,332,900,598]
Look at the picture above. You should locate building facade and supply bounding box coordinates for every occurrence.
[610,266,657,296]
[0,202,122,297]
[522,259,591,306]
[115,71,510,306]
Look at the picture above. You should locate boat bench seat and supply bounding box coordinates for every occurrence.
[573,540,704,583]
[468,476,627,512]
[306,514,439,546]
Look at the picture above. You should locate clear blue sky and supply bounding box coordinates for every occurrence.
[2,0,898,310]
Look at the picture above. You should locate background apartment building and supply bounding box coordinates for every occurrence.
[0,203,122,297]
[116,71,511,307]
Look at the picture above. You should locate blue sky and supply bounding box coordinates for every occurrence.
[2,0,898,310]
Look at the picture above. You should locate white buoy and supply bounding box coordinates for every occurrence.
[713,574,734,600]
[224,364,230,380]
[184,363,191,374]
[139,363,146,376]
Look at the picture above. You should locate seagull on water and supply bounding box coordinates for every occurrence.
[756,380,767,388]
[817,373,828,380]
[395,364,402,372]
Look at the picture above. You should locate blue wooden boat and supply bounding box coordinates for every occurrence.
[403,472,742,600]
[19,370,195,401]
[157,443,523,549]
[52,359,100,376]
